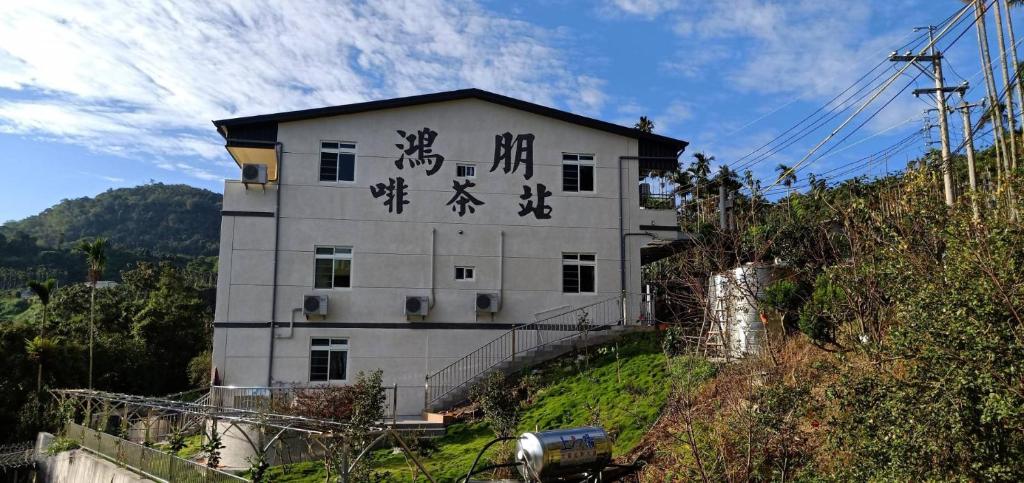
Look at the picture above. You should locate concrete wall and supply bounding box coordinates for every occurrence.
[213,97,674,415]
[38,450,155,483]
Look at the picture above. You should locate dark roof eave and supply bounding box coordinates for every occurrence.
[211,88,688,152]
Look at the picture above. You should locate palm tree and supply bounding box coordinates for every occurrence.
[776,163,798,196]
[670,169,694,219]
[77,238,107,389]
[27,278,56,393]
[634,116,655,133]
[744,169,763,220]
[25,336,57,395]
[690,152,713,221]
[776,164,798,219]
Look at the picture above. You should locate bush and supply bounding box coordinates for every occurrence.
[46,436,79,455]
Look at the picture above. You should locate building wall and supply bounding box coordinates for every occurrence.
[213,98,667,415]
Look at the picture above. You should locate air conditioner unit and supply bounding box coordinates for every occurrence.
[241,163,268,184]
[405,296,429,317]
[476,292,500,313]
[303,294,328,317]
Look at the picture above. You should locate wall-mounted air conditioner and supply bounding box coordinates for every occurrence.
[241,163,268,184]
[303,294,328,317]
[405,296,429,317]
[476,293,500,313]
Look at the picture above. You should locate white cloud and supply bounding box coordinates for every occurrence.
[0,0,607,181]
[601,0,680,18]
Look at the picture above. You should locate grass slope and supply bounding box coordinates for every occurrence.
[263,331,668,482]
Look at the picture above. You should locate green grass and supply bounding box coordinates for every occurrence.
[0,296,30,321]
[153,433,204,460]
[263,331,669,482]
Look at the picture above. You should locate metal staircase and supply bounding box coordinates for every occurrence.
[423,295,654,412]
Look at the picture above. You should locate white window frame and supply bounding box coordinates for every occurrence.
[314,246,353,290]
[455,163,477,178]
[319,141,357,183]
[562,153,596,193]
[562,252,597,294]
[309,337,348,383]
[455,266,476,281]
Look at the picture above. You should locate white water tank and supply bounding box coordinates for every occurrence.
[708,264,774,358]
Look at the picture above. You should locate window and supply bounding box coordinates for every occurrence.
[320,141,356,182]
[455,266,475,281]
[314,246,352,289]
[562,153,595,193]
[310,338,348,382]
[456,163,476,178]
[562,253,596,293]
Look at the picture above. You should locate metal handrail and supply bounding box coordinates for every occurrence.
[65,422,246,483]
[209,383,399,423]
[424,296,627,407]
[640,192,676,209]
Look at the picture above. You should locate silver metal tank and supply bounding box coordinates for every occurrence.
[515,427,612,481]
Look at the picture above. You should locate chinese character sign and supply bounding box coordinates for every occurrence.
[518,183,552,219]
[446,179,485,217]
[369,176,410,214]
[395,128,445,176]
[491,132,534,180]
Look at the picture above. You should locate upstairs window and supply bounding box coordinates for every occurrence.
[320,141,356,182]
[562,253,596,293]
[456,163,476,178]
[562,153,595,193]
[314,246,352,289]
[309,338,348,382]
[455,266,475,281]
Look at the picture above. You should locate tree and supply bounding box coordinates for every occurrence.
[775,164,798,195]
[690,153,714,222]
[76,238,107,389]
[27,278,56,393]
[635,116,655,133]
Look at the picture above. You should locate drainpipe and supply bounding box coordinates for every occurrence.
[266,142,283,387]
[498,231,504,303]
[429,228,436,308]
[618,156,626,316]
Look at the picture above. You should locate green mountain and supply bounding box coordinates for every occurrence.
[0,183,222,287]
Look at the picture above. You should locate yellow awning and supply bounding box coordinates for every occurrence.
[225,141,279,182]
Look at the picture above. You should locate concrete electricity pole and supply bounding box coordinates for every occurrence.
[890,26,966,206]
[957,99,982,220]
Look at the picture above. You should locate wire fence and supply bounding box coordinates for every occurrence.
[209,383,398,424]
[65,422,247,483]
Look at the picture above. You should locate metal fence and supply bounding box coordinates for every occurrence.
[425,296,630,406]
[210,383,398,423]
[65,422,247,483]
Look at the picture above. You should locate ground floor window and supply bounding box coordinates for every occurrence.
[310,338,348,382]
[562,253,596,293]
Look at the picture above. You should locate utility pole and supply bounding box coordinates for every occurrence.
[957,98,982,220]
[890,26,966,206]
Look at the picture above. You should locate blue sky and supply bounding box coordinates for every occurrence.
[0,0,998,222]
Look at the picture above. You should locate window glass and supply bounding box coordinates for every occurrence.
[310,338,348,382]
[320,141,356,182]
[562,153,595,193]
[455,266,475,280]
[562,252,596,293]
[456,164,476,178]
[314,246,353,289]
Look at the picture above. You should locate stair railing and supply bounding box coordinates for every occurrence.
[424,295,633,408]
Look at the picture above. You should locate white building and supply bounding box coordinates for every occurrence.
[210,89,688,418]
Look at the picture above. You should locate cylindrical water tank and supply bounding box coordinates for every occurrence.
[515,427,612,481]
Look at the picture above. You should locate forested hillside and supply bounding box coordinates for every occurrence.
[0,183,221,288]
[3,183,221,256]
